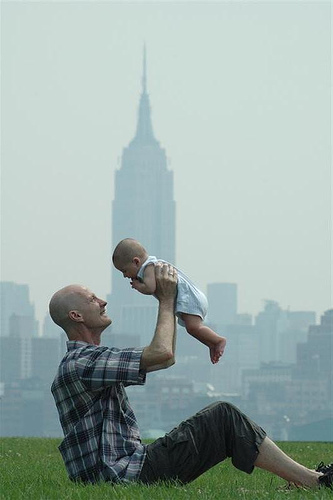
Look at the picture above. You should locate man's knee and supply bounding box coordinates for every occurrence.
[197,400,240,418]
[216,401,239,413]
[213,401,247,427]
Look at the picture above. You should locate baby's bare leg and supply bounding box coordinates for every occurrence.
[182,314,226,364]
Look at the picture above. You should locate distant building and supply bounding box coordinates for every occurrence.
[207,283,237,327]
[0,381,22,436]
[242,362,293,401]
[234,313,252,326]
[292,308,332,420]
[241,310,332,441]
[9,313,38,338]
[204,283,259,393]
[216,324,260,393]
[127,375,212,434]
[109,47,175,345]
[0,337,32,383]
[0,287,39,385]
[42,313,63,338]
[0,325,63,436]
[255,300,287,363]
[297,309,333,377]
[242,361,294,439]
[279,310,316,363]
[287,311,317,331]
[42,311,67,358]
[255,300,315,364]
[0,377,61,437]
[31,338,61,385]
[289,418,333,442]
[0,281,38,337]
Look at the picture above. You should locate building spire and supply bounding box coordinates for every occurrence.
[142,42,147,94]
[133,44,156,144]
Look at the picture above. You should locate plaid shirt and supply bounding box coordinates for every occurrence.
[51,340,147,484]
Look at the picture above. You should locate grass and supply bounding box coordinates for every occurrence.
[0,438,332,499]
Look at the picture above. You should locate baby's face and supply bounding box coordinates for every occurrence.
[116,259,140,279]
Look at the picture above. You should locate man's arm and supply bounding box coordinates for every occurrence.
[131,265,156,295]
[140,263,177,373]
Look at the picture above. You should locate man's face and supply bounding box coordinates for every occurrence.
[76,287,112,329]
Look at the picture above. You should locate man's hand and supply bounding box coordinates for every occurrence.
[154,262,177,302]
[140,262,177,373]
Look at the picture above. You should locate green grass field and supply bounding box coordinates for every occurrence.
[0,438,332,499]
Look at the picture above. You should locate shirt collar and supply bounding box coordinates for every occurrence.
[66,340,95,351]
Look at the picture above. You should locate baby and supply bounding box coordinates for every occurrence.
[112,238,226,364]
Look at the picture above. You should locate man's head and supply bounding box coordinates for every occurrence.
[49,284,111,339]
[112,238,148,279]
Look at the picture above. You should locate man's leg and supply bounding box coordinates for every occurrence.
[140,401,266,483]
[139,401,324,489]
[254,437,321,488]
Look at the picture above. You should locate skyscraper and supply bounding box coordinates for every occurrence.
[0,281,38,337]
[207,283,237,328]
[110,48,175,343]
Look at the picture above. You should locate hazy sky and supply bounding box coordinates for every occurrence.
[1,1,331,329]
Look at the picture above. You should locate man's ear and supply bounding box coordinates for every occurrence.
[68,310,84,323]
[133,257,140,266]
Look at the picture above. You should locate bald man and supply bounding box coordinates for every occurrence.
[50,263,332,489]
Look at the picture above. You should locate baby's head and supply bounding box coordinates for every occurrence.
[112,238,148,279]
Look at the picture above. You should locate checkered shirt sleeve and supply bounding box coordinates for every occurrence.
[75,344,146,389]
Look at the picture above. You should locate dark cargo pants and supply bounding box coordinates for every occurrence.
[138,401,266,484]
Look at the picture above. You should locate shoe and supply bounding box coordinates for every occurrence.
[316,462,333,489]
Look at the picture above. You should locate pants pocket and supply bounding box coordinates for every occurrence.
[164,424,196,481]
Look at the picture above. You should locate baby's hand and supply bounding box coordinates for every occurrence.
[130,279,140,290]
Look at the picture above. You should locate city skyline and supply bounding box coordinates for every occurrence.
[1,2,331,328]
[2,277,327,338]
[1,279,331,441]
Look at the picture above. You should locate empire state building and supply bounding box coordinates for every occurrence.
[110,48,176,343]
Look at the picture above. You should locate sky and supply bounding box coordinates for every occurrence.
[1,0,331,330]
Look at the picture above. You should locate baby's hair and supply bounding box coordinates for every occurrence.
[112,238,148,266]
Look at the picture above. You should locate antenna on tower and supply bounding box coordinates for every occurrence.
[142,42,147,94]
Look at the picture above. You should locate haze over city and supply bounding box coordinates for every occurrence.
[1,1,331,329]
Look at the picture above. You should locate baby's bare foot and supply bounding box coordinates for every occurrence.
[209,338,226,364]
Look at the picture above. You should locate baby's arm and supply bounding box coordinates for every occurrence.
[131,264,156,295]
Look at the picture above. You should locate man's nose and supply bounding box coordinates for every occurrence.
[97,297,107,306]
